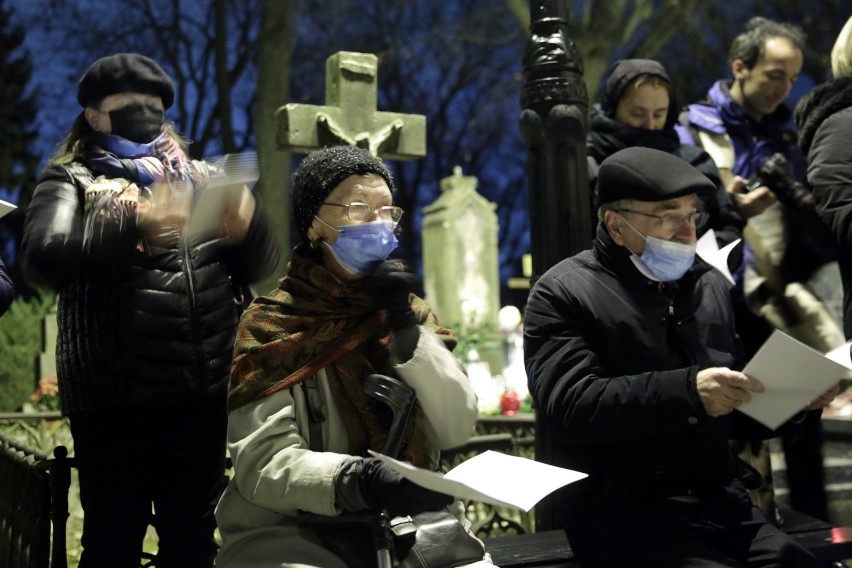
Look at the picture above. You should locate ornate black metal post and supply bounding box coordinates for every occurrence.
[519,0,589,532]
[521,0,590,274]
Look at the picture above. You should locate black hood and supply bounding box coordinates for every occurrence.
[601,59,678,130]
[795,76,852,157]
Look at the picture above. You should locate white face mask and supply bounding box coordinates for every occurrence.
[622,218,696,281]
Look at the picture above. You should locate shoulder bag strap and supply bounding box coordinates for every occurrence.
[302,375,325,451]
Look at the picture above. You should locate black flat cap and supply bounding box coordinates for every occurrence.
[78,53,175,109]
[598,147,715,205]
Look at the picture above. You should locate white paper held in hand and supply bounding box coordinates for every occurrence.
[739,330,851,430]
[696,229,740,286]
[368,449,587,512]
[185,151,259,241]
[0,199,16,219]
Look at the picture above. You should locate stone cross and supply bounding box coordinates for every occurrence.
[422,166,502,371]
[276,51,426,159]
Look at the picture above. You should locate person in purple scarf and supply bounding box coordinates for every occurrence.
[20,53,280,567]
[678,17,841,526]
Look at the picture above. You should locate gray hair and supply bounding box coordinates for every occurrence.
[597,198,635,221]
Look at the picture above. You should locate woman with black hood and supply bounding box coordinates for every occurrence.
[587,59,752,249]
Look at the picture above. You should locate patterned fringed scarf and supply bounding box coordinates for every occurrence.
[228,244,458,470]
[86,130,200,187]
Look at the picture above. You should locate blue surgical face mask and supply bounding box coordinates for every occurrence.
[316,217,399,276]
[622,218,696,282]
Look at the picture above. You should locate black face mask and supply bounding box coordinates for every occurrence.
[108,104,164,143]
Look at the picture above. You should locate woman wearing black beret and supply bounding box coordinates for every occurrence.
[20,52,281,567]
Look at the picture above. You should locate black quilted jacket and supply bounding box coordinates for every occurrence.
[20,161,281,413]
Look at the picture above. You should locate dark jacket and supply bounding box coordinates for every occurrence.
[677,80,802,179]
[523,224,817,565]
[0,255,12,315]
[20,161,281,413]
[587,106,745,250]
[796,76,852,337]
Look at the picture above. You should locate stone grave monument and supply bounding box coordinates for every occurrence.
[38,301,57,383]
[422,166,502,373]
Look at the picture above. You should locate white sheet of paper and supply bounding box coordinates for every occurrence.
[825,340,852,370]
[696,230,740,286]
[0,199,16,219]
[739,330,850,429]
[184,184,238,241]
[369,450,587,512]
[185,152,259,241]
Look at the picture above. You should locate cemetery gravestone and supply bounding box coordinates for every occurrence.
[422,166,502,373]
[38,301,57,383]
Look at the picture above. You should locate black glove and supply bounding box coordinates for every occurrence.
[335,457,453,517]
[359,260,419,330]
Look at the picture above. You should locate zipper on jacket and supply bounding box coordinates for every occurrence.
[181,240,205,377]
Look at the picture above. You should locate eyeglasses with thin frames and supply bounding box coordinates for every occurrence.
[322,202,404,224]
[616,209,708,232]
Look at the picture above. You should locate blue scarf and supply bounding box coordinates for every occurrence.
[86,130,199,187]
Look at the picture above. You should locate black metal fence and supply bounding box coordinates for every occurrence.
[0,412,72,568]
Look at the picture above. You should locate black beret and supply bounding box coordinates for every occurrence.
[598,147,715,205]
[292,145,395,243]
[78,53,175,109]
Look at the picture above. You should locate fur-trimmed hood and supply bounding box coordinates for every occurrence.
[795,76,852,157]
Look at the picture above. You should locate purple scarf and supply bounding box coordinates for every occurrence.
[86,129,198,186]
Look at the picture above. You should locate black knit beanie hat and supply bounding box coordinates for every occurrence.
[77,53,175,109]
[292,145,395,243]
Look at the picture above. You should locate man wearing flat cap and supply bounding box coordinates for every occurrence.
[524,147,833,567]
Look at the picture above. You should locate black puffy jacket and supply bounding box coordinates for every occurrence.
[21,161,281,413]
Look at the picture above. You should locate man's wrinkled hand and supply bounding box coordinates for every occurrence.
[805,382,841,411]
[697,367,765,417]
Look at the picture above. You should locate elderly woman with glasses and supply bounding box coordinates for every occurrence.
[214,145,487,568]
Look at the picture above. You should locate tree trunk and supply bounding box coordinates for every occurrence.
[254,0,293,294]
[214,0,237,153]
